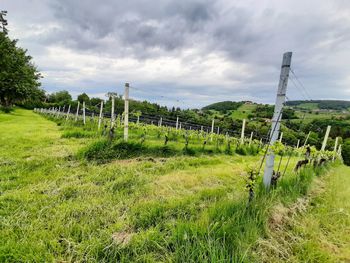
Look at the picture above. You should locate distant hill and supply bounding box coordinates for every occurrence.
[286,100,350,111]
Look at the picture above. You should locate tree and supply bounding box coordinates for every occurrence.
[48,90,72,105]
[90,97,102,106]
[0,32,42,109]
[77,93,90,103]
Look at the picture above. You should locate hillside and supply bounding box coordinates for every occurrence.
[286,100,350,111]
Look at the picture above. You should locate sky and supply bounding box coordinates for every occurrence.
[2,0,350,108]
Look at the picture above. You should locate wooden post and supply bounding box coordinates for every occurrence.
[98,101,104,130]
[240,119,246,145]
[321,125,331,151]
[124,83,129,141]
[82,101,86,125]
[75,101,80,122]
[264,52,292,189]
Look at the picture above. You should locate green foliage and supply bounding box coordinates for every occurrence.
[202,101,244,112]
[48,90,72,105]
[342,139,350,166]
[0,32,43,109]
[77,93,90,103]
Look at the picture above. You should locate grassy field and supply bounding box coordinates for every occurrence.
[0,109,348,262]
[231,104,257,120]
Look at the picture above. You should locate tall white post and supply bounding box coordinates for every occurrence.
[240,119,246,145]
[75,101,80,122]
[66,105,71,120]
[98,101,104,130]
[211,119,215,133]
[137,115,140,125]
[263,52,292,189]
[111,95,115,127]
[124,83,129,141]
[296,139,300,149]
[82,101,86,125]
[176,117,179,130]
[321,125,331,151]
[179,122,182,130]
[249,131,253,146]
[333,137,339,161]
[217,127,220,135]
[159,117,162,127]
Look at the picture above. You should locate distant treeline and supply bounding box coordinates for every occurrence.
[287,100,350,111]
[202,101,244,112]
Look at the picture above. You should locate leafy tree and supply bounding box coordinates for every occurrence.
[48,90,72,105]
[77,93,90,103]
[0,32,42,109]
[90,97,102,106]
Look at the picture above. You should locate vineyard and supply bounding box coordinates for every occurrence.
[1,108,348,262]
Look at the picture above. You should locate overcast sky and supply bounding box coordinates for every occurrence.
[2,0,350,108]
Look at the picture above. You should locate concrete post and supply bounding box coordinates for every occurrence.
[124,83,129,141]
[66,105,71,120]
[111,95,115,128]
[240,119,246,145]
[296,139,300,149]
[249,131,253,146]
[263,52,292,189]
[303,131,311,147]
[75,101,80,122]
[98,101,104,130]
[82,101,86,125]
[321,125,331,151]
[333,137,339,161]
[279,132,283,143]
[176,117,179,130]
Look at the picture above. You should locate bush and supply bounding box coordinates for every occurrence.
[342,139,350,166]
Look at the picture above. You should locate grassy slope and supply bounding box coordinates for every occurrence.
[231,104,257,119]
[254,165,350,262]
[1,109,348,262]
[0,109,256,261]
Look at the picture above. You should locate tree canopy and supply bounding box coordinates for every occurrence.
[0,32,43,108]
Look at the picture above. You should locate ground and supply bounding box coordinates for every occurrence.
[0,109,349,262]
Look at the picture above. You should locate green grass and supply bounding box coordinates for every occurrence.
[253,165,350,262]
[231,104,257,119]
[0,109,348,262]
[296,102,319,110]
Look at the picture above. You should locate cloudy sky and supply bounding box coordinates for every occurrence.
[2,0,350,108]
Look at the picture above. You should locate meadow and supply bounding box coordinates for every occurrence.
[0,109,348,262]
